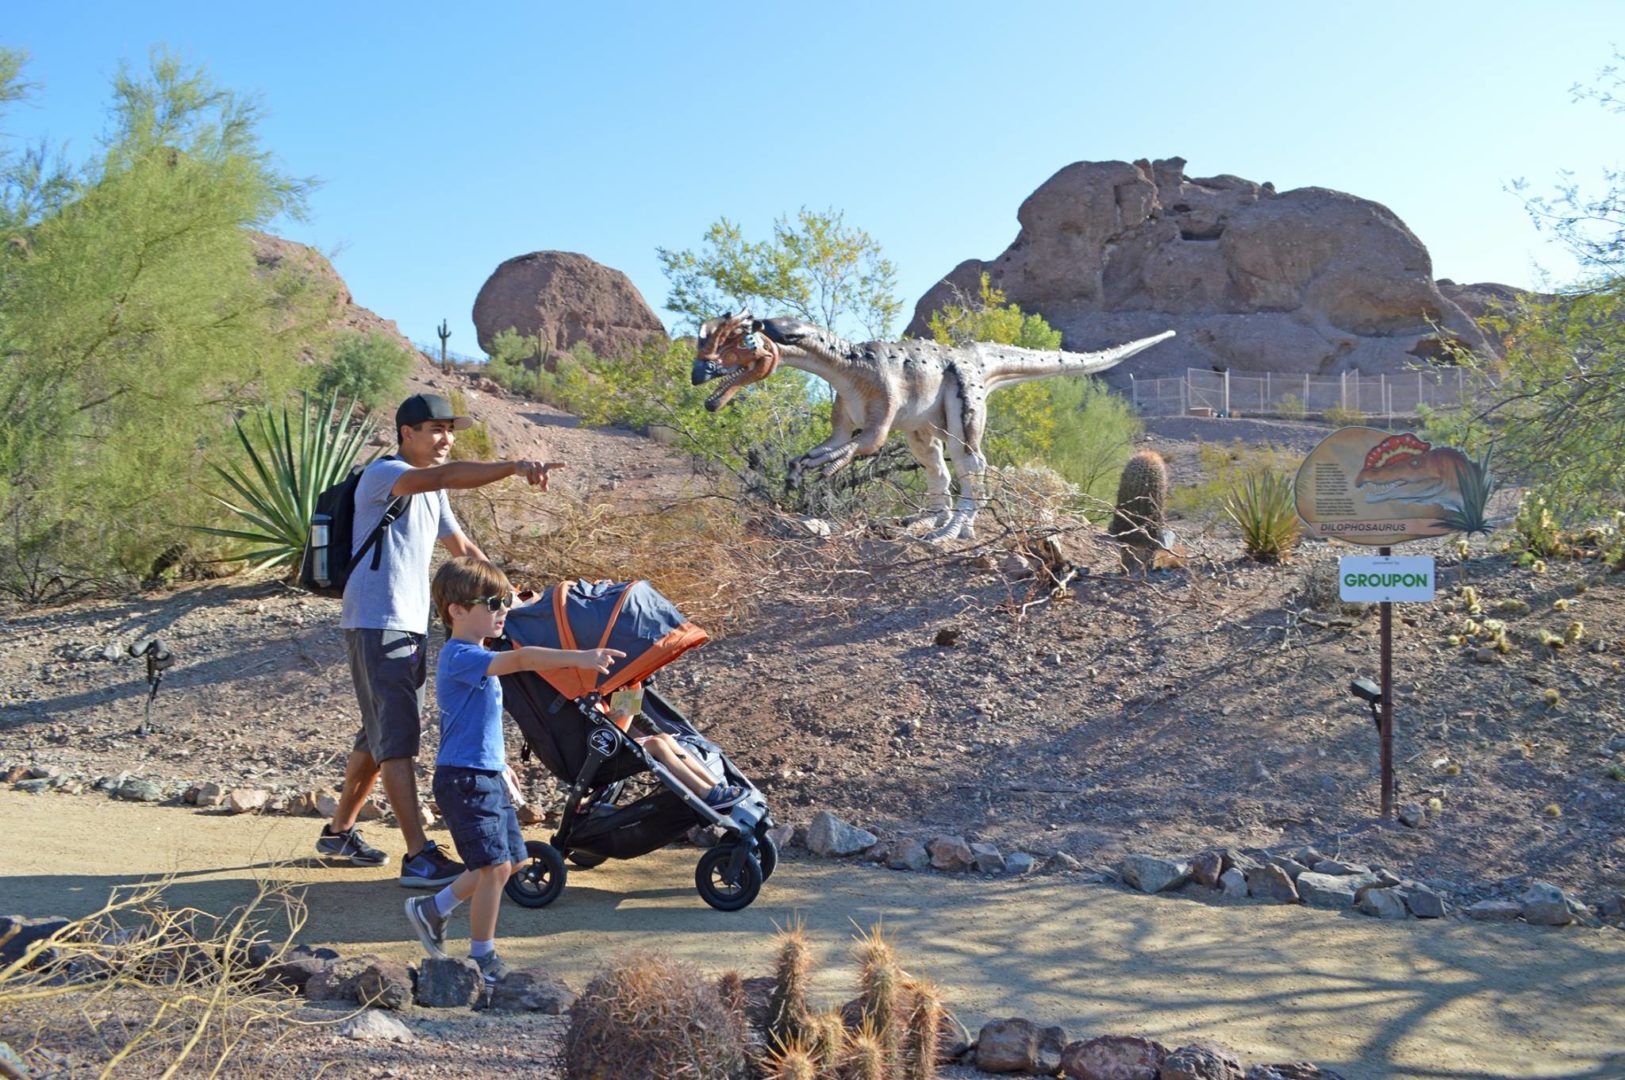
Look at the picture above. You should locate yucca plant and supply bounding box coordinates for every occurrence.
[1224,470,1301,562]
[194,391,377,571]
[1433,450,1496,536]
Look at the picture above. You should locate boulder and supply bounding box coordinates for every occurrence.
[1006,852,1038,876]
[906,158,1493,385]
[1219,868,1249,899]
[1164,1041,1245,1080]
[889,837,931,872]
[1245,864,1299,904]
[1400,884,1447,919]
[1061,1034,1169,1080]
[1464,899,1522,922]
[305,954,376,1003]
[1295,872,1374,910]
[1120,854,1190,894]
[116,777,164,803]
[355,958,414,1010]
[1520,881,1574,926]
[1245,1065,1349,1080]
[0,915,71,967]
[472,250,667,359]
[1190,850,1223,888]
[929,835,975,872]
[805,811,877,856]
[487,969,574,1013]
[338,1008,414,1043]
[1355,885,1408,920]
[226,788,269,815]
[975,1017,1068,1074]
[415,956,482,1008]
[970,842,1007,874]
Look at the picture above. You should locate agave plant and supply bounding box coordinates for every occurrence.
[194,391,378,570]
[1433,450,1496,536]
[1224,470,1301,562]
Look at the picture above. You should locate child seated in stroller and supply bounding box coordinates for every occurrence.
[606,697,745,810]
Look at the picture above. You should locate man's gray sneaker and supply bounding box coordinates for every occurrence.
[473,950,512,985]
[316,826,388,866]
[399,840,464,887]
[404,895,447,958]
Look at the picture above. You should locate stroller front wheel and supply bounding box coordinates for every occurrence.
[694,845,763,912]
[756,832,779,883]
[506,840,568,908]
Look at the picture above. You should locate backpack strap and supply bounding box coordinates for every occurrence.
[353,455,415,574]
[358,494,412,572]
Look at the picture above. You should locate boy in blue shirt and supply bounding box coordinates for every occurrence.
[406,556,622,984]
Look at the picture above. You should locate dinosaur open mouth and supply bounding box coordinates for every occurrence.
[704,368,751,412]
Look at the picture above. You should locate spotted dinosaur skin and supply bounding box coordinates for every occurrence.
[691,313,1175,541]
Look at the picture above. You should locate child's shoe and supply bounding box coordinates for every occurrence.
[404,895,447,958]
[705,783,747,810]
[473,951,512,985]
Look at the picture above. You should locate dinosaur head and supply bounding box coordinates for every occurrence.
[691,310,782,412]
[1354,434,1466,506]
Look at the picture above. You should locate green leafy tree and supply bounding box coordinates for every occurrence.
[314,330,416,413]
[926,274,1140,506]
[657,208,902,340]
[0,48,337,600]
[1472,55,1625,519]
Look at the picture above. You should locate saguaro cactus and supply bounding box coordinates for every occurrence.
[436,318,452,374]
[1109,449,1170,574]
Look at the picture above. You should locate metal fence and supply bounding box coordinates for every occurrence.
[1126,367,1479,419]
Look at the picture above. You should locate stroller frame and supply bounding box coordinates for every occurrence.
[502,671,777,911]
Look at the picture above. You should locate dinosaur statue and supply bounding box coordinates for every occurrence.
[690,311,1175,541]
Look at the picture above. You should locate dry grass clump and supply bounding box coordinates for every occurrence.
[0,876,312,1079]
[1295,557,1372,621]
[564,953,748,1080]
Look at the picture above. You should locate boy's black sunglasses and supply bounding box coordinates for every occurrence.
[470,593,513,612]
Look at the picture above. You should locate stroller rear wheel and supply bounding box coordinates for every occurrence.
[506,840,567,908]
[694,844,763,912]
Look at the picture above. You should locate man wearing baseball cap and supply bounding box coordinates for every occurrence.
[316,392,563,888]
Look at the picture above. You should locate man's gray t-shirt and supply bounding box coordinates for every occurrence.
[339,457,461,633]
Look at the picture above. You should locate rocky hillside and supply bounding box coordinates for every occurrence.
[906,157,1523,383]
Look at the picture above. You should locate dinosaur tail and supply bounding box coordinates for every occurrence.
[982,330,1176,389]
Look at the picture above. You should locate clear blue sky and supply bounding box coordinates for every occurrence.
[6,3,1619,353]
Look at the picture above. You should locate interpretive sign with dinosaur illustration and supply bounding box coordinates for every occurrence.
[1294,427,1493,544]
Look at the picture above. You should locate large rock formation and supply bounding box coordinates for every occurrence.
[473,251,667,359]
[906,157,1506,383]
[250,232,420,358]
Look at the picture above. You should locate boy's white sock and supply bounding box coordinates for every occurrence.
[469,938,495,959]
[433,887,461,919]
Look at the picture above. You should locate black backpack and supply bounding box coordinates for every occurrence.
[300,457,411,599]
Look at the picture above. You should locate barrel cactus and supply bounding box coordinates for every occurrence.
[564,954,748,1080]
[1109,449,1170,573]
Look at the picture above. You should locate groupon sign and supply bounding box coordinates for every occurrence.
[1339,555,1436,602]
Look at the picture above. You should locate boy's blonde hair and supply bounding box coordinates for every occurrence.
[431,556,512,628]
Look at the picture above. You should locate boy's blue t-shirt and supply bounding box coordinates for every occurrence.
[435,638,506,772]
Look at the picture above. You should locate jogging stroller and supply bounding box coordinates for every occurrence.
[496,578,777,911]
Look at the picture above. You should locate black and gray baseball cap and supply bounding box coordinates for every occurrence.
[395,393,472,431]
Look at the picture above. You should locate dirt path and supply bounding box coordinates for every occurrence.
[2,792,1621,1079]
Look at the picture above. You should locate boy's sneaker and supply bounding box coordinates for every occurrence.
[473,951,512,986]
[399,840,464,887]
[315,826,388,866]
[705,784,748,810]
[404,895,447,958]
